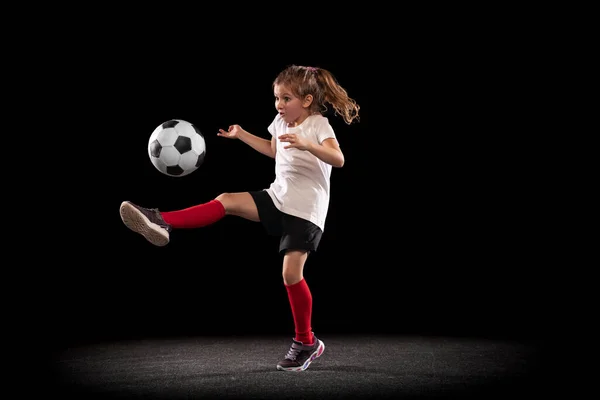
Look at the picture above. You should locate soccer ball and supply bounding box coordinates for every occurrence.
[148,119,206,177]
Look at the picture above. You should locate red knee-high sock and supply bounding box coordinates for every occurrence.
[160,200,225,229]
[285,278,314,345]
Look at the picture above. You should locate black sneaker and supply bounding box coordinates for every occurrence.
[119,201,172,246]
[276,335,325,372]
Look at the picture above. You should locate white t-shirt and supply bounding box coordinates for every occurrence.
[265,113,337,232]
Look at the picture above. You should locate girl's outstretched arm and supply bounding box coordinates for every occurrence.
[218,125,275,158]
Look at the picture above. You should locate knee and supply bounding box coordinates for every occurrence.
[215,193,231,211]
[282,250,307,285]
[215,192,229,203]
[282,269,302,286]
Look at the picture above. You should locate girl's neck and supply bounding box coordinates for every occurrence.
[288,112,316,128]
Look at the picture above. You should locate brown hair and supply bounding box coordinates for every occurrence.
[273,65,360,125]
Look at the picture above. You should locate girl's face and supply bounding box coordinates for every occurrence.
[274,84,311,127]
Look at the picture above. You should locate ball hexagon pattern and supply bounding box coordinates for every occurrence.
[148,119,206,177]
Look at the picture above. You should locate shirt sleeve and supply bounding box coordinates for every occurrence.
[267,114,281,137]
[316,117,336,144]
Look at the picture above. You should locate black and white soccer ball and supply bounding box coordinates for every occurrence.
[148,119,206,177]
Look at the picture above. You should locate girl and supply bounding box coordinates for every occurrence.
[119,65,360,372]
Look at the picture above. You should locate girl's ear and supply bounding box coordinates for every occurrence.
[303,94,314,108]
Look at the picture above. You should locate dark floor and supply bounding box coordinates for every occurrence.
[49,334,545,399]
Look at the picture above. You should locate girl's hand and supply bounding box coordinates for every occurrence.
[278,133,311,151]
[217,125,243,139]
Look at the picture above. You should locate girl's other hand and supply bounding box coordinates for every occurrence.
[278,133,311,151]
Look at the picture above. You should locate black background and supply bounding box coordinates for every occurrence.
[34,13,550,356]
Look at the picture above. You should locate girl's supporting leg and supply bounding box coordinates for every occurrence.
[282,250,314,345]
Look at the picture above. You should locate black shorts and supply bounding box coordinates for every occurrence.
[249,190,323,255]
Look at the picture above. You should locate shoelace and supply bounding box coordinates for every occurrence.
[285,343,303,361]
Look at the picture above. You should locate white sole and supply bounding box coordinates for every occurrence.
[120,201,169,247]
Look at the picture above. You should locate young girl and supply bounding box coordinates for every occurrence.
[119,65,360,372]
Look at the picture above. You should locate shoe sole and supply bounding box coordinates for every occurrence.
[120,201,169,247]
[277,340,325,372]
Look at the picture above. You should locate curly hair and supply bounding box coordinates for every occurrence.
[273,65,360,125]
